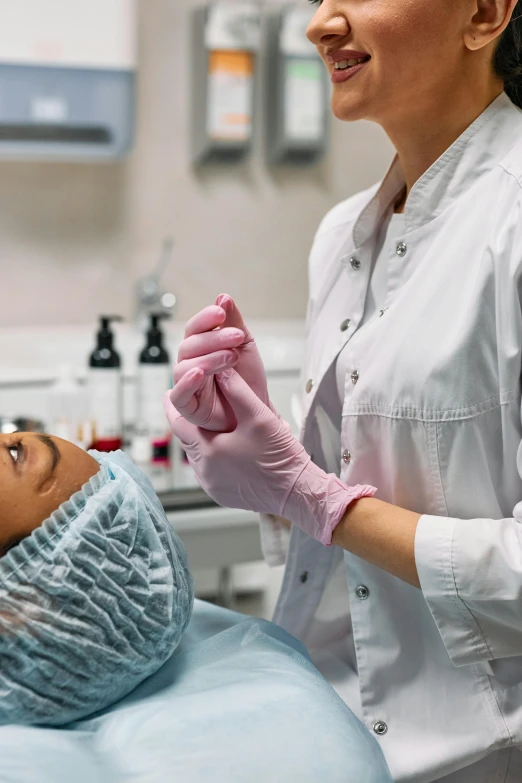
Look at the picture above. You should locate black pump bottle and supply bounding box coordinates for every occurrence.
[139,313,171,366]
[134,313,172,466]
[89,316,123,369]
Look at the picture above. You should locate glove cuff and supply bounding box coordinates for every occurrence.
[282,459,377,546]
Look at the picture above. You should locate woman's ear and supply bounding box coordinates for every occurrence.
[464,0,518,51]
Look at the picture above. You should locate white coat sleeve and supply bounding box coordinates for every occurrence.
[415,488,522,666]
[414,194,522,667]
[258,514,291,567]
[415,200,522,668]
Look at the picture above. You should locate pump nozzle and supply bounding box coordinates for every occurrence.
[147,312,171,344]
[100,315,124,330]
[140,312,171,364]
[92,315,124,360]
[149,312,172,330]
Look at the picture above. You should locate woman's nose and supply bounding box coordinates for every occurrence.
[306,2,350,49]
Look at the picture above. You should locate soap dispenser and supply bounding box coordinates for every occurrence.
[87,315,124,452]
[133,313,173,468]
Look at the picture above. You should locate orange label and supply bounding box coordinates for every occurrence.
[208,50,253,77]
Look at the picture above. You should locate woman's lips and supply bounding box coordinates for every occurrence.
[326,50,370,64]
[331,59,370,84]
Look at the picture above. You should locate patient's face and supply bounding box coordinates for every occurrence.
[0,433,100,555]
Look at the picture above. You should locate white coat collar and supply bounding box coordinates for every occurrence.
[352,91,522,248]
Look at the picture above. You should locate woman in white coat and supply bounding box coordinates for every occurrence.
[165,0,522,780]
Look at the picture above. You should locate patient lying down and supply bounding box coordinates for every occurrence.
[0,433,194,727]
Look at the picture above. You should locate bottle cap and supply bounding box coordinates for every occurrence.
[146,312,171,349]
[97,315,124,350]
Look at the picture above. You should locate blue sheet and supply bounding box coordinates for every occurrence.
[0,600,392,782]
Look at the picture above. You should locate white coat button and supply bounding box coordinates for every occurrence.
[396,242,407,257]
[351,370,359,385]
[340,318,351,332]
[356,585,370,600]
[342,450,351,465]
[300,571,309,584]
[373,721,388,736]
[305,379,314,394]
[350,257,361,270]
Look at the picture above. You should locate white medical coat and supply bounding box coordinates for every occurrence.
[261,92,522,782]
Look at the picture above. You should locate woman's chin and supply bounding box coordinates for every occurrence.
[331,95,369,123]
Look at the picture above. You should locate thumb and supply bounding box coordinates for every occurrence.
[215,294,255,343]
[216,369,269,424]
[163,391,199,445]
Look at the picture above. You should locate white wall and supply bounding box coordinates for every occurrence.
[0,0,395,328]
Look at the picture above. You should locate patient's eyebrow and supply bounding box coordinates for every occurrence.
[36,434,61,480]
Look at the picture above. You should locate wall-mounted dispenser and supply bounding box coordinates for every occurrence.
[190,1,261,164]
[265,5,329,165]
[0,0,137,161]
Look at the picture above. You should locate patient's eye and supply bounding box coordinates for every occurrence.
[5,440,21,464]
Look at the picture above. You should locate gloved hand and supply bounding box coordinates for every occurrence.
[170,294,269,432]
[164,369,376,547]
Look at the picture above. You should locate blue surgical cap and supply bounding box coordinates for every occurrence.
[0,450,194,727]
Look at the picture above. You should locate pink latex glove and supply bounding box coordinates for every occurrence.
[164,368,377,547]
[170,295,269,432]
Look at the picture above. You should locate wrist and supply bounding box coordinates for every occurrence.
[330,497,422,587]
[331,497,378,546]
[281,459,377,546]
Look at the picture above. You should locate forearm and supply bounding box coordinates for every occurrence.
[331,498,422,588]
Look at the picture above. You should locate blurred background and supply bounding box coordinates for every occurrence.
[0,0,394,615]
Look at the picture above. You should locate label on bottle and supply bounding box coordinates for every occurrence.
[87,368,123,444]
[285,59,323,142]
[207,51,253,142]
[136,365,172,438]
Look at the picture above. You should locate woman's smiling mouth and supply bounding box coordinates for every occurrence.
[331,57,370,83]
[325,50,371,83]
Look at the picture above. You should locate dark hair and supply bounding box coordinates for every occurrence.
[494,1,522,108]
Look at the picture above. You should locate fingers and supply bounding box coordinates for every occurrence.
[183,298,254,346]
[178,327,245,362]
[173,349,238,384]
[216,369,267,423]
[163,394,200,446]
[215,295,255,343]
[184,305,226,339]
[169,368,206,414]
